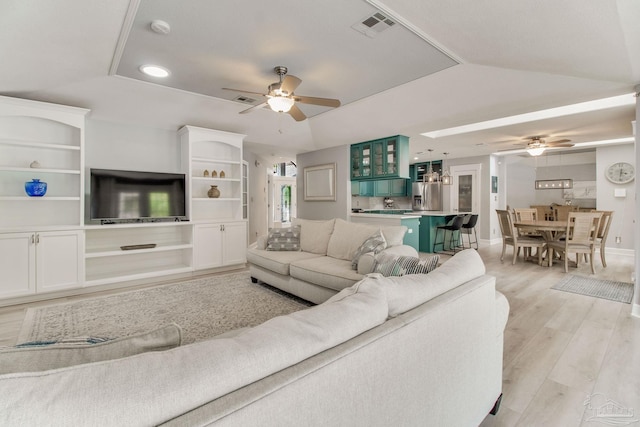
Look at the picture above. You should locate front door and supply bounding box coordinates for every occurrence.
[450,164,481,214]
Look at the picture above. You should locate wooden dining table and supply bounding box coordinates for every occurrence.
[514,220,567,267]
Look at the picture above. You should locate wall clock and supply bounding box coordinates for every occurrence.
[605,162,635,184]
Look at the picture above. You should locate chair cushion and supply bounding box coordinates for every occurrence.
[327,219,381,261]
[246,247,323,276]
[290,256,363,292]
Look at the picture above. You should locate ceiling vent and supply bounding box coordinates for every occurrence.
[352,11,395,38]
[233,95,257,104]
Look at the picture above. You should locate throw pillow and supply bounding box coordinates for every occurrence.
[0,323,182,375]
[327,218,381,261]
[266,226,301,251]
[373,253,439,277]
[351,230,387,270]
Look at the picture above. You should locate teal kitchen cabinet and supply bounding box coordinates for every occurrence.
[374,179,409,197]
[350,142,372,180]
[351,135,409,180]
[410,161,443,182]
[351,180,375,196]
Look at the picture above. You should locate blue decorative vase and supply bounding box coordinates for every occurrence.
[25,179,47,197]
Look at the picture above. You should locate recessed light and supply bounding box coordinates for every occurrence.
[139,65,170,78]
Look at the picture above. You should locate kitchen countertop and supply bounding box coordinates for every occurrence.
[351,210,470,218]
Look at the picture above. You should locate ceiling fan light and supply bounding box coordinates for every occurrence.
[267,96,294,113]
[527,147,546,156]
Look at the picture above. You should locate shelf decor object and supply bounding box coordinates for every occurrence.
[203,169,209,177]
[211,170,217,178]
[208,185,221,198]
[220,170,225,178]
[25,179,47,197]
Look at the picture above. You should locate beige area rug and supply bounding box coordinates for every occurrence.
[18,272,313,345]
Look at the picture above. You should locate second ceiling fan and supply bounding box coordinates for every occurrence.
[223,66,341,122]
[499,136,574,156]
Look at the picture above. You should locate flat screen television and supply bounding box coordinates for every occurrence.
[90,169,186,222]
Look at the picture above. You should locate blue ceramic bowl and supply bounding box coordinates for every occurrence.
[25,179,47,197]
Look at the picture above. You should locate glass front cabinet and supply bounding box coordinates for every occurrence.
[351,135,409,181]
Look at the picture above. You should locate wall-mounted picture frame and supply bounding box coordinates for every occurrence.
[491,176,498,194]
[304,163,336,201]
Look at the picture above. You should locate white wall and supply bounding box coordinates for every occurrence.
[296,145,350,220]
[597,144,635,251]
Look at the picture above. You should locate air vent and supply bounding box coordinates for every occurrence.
[352,11,395,38]
[234,95,257,104]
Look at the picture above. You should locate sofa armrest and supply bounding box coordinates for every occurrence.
[356,245,420,275]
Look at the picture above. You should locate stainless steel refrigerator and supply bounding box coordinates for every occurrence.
[412,181,442,211]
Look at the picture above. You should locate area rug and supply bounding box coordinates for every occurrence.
[18,272,313,345]
[551,275,634,304]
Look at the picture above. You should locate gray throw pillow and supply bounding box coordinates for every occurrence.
[373,253,439,277]
[0,323,182,374]
[266,226,301,251]
[351,230,387,270]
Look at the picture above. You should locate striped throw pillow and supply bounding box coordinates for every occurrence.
[266,226,301,251]
[351,230,387,270]
[373,253,439,277]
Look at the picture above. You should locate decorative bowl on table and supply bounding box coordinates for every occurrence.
[25,179,47,197]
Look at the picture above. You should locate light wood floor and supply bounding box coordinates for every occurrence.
[1,244,637,426]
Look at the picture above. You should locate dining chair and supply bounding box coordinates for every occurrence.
[590,210,614,267]
[547,211,602,274]
[531,205,553,221]
[553,205,577,222]
[496,209,545,265]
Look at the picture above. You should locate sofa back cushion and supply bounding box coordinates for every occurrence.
[380,225,407,247]
[292,218,335,255]
[327,219,381,261]
[376,249,487,317]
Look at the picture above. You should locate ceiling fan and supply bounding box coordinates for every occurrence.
[499,136,574,156]
[223,66,341,122]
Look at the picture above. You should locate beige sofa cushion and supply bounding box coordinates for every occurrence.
[0,324,182,375]
[290,256,364,292]
[246,247,322,276]
[327,219,381,261]
[292,218,335,254]
[380,225,407,246]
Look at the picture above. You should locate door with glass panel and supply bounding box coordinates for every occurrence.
[450,164,481,214]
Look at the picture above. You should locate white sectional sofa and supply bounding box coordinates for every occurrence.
[0,249,509,426]
[247,218,420,303]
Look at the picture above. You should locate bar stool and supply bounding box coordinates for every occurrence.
[433,215,465,253]
[461,214,479,250]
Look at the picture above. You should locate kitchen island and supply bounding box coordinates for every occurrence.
[351,211,469,253]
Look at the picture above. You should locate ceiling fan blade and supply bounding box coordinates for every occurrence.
[280,75,302,94]
[546,139,572,146]
[287,104,307,121]
[293,95,341,108]
[239,101,268,114]
[548,143,574,148]
[222,88,267,97]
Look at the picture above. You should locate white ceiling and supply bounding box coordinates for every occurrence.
[1,0,638,164]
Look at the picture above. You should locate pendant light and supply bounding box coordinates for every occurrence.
[425,149,439,182]
[441,152,452,185]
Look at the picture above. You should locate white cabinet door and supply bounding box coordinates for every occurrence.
[36,230,83,292]
[222,222,247,265]
[0,233,35,298]
[194,222,246,270]
[193,223,224,270]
